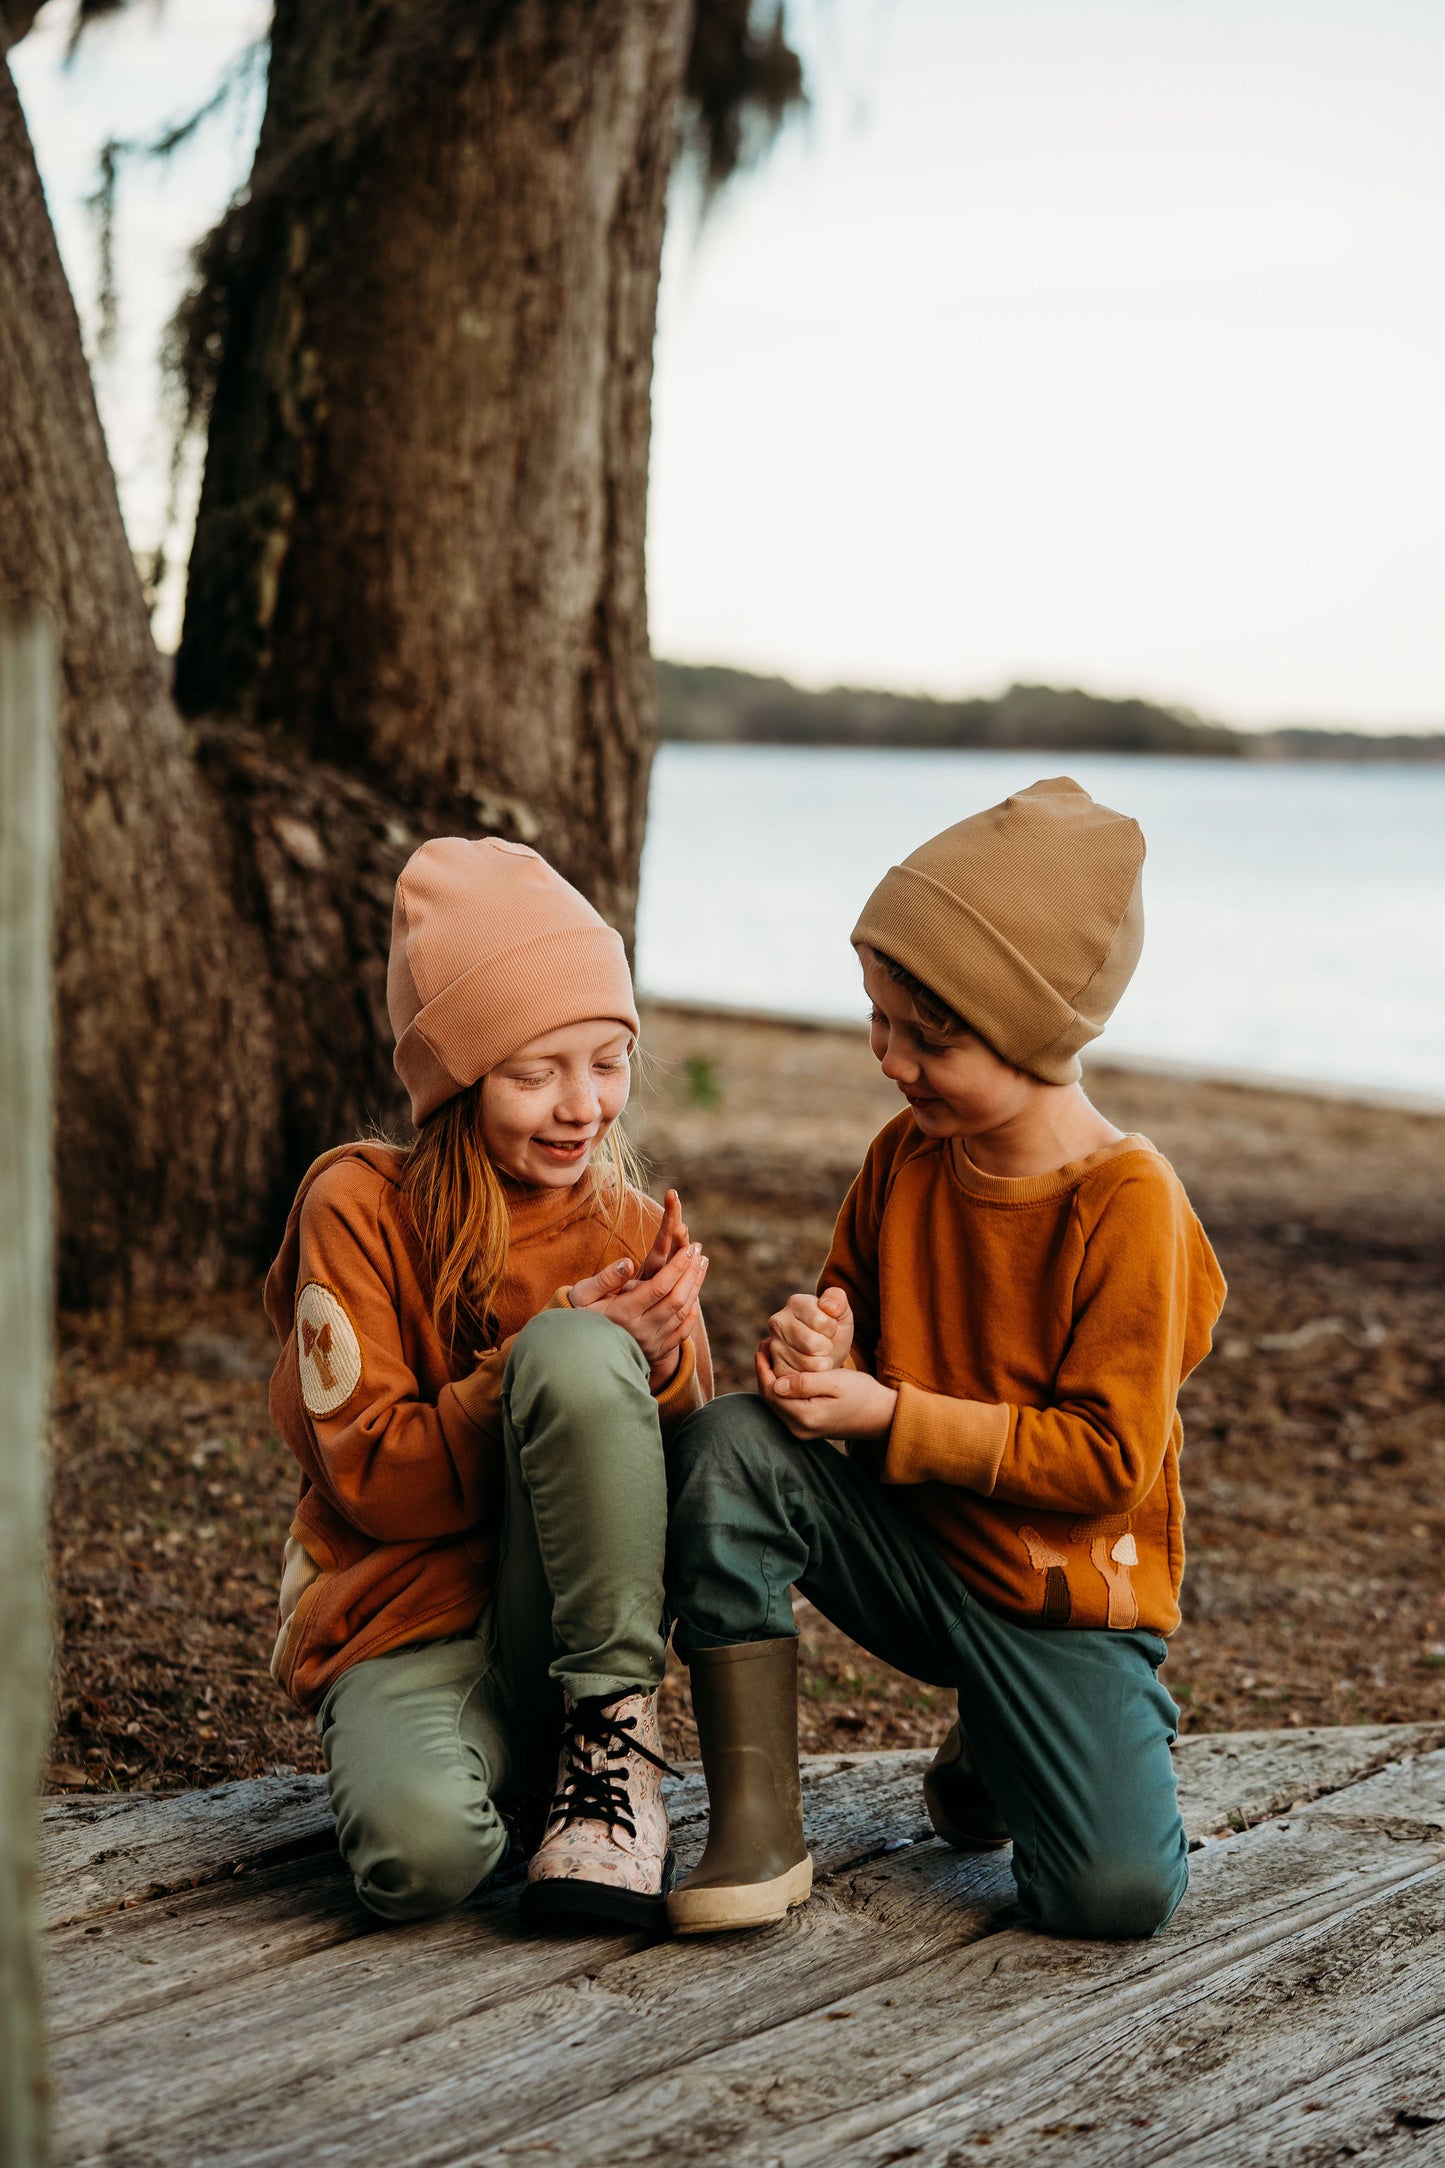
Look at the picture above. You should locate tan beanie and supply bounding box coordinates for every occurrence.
[387,838,640,1125]
[851,777,1145,1083]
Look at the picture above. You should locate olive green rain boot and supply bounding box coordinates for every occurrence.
[922,1711,1011,1850]
[666,1638,813,1934]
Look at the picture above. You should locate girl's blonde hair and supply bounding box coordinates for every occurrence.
[399,1081,647,1361]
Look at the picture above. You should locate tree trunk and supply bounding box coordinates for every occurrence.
[0,607,57,2165]
[0,65,280,1302]
[4,0,693,1298]
[1,61,441,1289]
[176,0,692,938]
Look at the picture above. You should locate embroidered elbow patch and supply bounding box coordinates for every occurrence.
[296,1282,363,1417]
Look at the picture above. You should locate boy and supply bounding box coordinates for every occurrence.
[664,778,1226,1940]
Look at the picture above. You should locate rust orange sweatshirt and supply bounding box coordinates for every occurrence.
[821,1112,1225,1634]
[264,1142,712,1710]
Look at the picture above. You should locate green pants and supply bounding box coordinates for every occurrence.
[317,1308,668,1922]
[666,1394,1188,1941]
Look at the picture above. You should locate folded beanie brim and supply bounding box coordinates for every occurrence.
[396,922,639,1124]
[852,864,1097,1083]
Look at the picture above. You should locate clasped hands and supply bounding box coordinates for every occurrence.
[570,1189,706,1391]
[756,1286,898,1443]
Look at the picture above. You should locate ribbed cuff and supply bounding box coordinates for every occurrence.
[653,1335,701,1428]
[448,1341,513,1431]
[883,1383,1011,1492]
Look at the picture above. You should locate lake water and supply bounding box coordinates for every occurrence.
[636,746,1445,1100]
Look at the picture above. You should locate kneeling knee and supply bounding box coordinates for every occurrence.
[507,1305,643,1402]
[1031,1853,1185,1941]
[669,1393,791,1489]
[347,1795,506,1924]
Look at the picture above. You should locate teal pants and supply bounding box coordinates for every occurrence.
[666,1394,1188,1941]
[318,1309,668,1922]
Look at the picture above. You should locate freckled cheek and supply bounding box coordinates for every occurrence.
[481,1087,540,1155]
[598,1071,631,1127]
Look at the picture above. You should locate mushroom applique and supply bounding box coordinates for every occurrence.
[1070,1513,1140,1629]
[1019,1527,1072,1624]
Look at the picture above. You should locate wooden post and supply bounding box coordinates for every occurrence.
[0,607,58,2167]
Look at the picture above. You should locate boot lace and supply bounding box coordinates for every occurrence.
[546,1698,681,1841]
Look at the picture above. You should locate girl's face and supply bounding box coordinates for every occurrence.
[860,948,1030,1139]
[480,1019,633,1189]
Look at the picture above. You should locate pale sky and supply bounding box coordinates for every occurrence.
[14,0,1445,729]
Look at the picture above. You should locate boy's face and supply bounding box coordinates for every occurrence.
[860,949,1031,1139]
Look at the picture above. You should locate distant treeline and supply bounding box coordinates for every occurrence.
[656,663,1445,762]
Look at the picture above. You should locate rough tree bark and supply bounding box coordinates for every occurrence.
[176,0,694,937]
[2,0,698,1298]
[0,67,279,1301]
[5,0,794,1298]
[1,59,451,1293]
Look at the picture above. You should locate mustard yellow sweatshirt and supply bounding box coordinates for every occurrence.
[821,1112,1226,1633]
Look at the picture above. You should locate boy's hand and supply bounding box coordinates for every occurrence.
[766,1286,854,1376]
[571,1194,707,1389]
[756,1341,896,1441]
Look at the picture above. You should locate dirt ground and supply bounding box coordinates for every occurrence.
[45,1002,1445,1792]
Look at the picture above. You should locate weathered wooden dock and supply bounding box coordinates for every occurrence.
[41,1724,1445,2166]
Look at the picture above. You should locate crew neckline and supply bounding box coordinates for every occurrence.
[503,1169,617,1242]
[947,1131,1155,1205]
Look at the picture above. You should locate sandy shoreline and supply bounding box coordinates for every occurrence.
[45,1002,1445,1790]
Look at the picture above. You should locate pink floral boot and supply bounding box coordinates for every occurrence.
[519,1690,677,1930]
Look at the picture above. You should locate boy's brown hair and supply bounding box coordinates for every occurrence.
[872,949,971,1041]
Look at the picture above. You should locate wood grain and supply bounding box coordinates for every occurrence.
[40,1731,1445,2168]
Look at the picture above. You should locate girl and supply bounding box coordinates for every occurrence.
[264,836,711,1930]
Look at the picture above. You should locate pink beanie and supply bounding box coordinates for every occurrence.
[387,838,640,1125]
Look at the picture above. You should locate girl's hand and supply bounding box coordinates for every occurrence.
[571,1189,690,1312]
[756,1340,896,1441]
[637,1188,689,1278]
[572,1236,708,1388]
[766,1286,854,1376]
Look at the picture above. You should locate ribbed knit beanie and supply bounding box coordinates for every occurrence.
[851,777,1145,1083]
[387,838,640,1125]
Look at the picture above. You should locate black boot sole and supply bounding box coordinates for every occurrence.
[519,1849,676,1934]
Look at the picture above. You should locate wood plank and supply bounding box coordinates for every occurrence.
[38,1776,334,1929]
[37,1758,886,1929]
[41,1722,1439,1930]
[1169,1722,1445,1842]
[46,1755,944,2161]
[428,1754,1445,2168]
[52,1752,1445,2168]
[42,1730,1445,2165]
[48,1764,899,2043]
[761,1798,1445,2163]
[1160,2011,1445,2167]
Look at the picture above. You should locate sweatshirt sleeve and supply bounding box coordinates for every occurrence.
[816,1119,907,1374]
[652,1305,714,1431]
[292,1176,507,1543]
[884,1169,1226,1516]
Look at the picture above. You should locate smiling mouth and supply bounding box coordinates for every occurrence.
[532,1136,593,1159]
